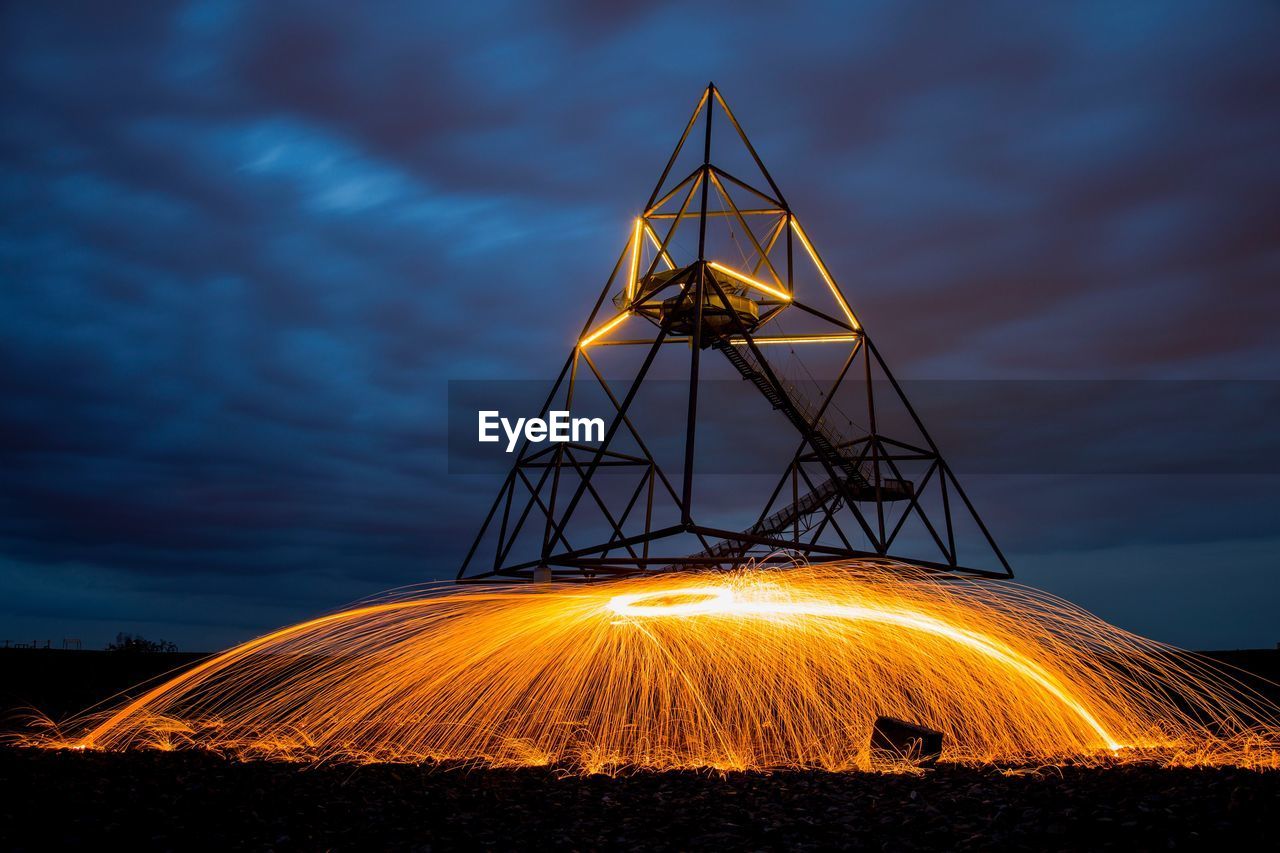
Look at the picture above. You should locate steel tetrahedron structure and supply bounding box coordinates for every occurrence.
[459,84,1013,582]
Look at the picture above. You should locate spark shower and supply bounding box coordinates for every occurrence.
[39,565,1279,772]
[29,86,1279,776]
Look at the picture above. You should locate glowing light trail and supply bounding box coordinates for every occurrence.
[608,586,1119,750]
[707,261,792,302]
[728,334,861,345]
[34,565,1280,773]
[790,217,860,331]
[625,218,642,302]
[643,222,676,270]
[579,312,630,348]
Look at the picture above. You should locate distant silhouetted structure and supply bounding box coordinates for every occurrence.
[106,632,177,653]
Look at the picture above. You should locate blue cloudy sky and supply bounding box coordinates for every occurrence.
[2,1,1278,650]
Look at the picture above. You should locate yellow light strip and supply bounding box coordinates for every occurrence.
[707,171,786,288]
[752,215,788,278]
[728,334,861,345]
[643,173,702,275]
[789,218,861,331]
[707,261,791,302]
[579,312,630,348]
[648,209,785,219]
[625,218,642,302]
[643,222,676,270]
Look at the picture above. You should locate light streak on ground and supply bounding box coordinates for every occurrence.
[31,564,1280,773]
[606,586,1119,749]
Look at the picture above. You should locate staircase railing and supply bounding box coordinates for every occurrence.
[668,338,879,566]
[710,338,873,488]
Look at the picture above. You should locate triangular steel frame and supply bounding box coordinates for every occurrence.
[458,84,1013,583]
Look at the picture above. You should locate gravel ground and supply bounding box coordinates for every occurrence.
[1,748,1276,851]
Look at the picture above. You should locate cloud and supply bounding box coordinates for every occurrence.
[1,0,1278,647]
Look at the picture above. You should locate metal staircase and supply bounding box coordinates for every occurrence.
[690,476,846,562]
[711,337,878,491]
[675,337,914,567]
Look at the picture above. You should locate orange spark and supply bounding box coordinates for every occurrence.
[31,564,1280,773]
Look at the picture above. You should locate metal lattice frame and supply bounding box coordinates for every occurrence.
[458,84,1013,583]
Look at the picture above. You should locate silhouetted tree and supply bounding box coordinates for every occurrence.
[106,632,177,653]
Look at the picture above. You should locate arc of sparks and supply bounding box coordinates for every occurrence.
[57,566,1277,772]
[607,586,1122,751]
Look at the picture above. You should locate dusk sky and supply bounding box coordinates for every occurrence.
[3,1,1278,651]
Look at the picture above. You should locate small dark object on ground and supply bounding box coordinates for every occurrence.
[872,716,944,765]
[2,649,1276,850]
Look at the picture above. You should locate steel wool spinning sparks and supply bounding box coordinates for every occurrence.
[607,584,1120,750]
[38,565,1280,772]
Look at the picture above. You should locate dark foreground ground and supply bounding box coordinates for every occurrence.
[2,748,1277,851]
[1,648,1277,850]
